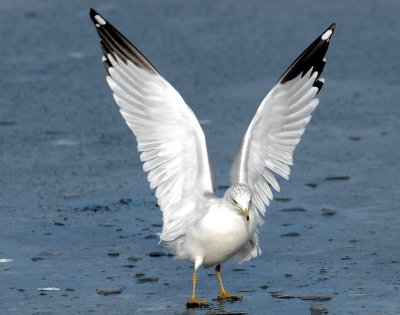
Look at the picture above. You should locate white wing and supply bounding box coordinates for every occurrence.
[90,9,215,241]
[231,23,335,261]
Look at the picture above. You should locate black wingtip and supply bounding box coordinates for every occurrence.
[89,8,98,21]
[89,8,108,27]
[278,23,335,84]
[320,22,336,42]
[89,9,159,75]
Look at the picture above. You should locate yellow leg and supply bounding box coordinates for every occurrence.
[215,264,242,301]
[186,271,209,308]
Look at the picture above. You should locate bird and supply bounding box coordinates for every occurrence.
[89,8,335,308]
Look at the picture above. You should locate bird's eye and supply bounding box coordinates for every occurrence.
[233,200,237,204]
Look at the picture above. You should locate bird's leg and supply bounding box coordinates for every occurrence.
[186,264,209,308]
[215,264,242,300]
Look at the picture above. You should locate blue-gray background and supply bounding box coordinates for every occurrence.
[1,1,399,314]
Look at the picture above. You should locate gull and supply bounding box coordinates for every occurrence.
[89,9,335,307]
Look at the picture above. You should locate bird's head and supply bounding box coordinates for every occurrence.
[224,183,252,222]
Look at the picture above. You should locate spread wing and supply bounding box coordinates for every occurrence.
[231,23,335,222]
[90,9,215,241]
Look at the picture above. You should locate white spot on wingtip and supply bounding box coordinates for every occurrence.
[102,56,107,62]
[95,23,100,28]
[323,58,327,62]
[321,29,332,40]
[94,15,106,26]
[319,78,325,84]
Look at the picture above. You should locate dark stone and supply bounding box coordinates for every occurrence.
[137,276,159,283]
[275,197,293,202]
[148,251,172,257]
[96,288,122,296]
[321,208,336,216]
[119,198,132,205]
[298,295,332,301]
[31,256,44,261]
[325,176,350,181]
[281,232,300,237]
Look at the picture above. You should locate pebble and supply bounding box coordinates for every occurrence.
[325,175,350,181]
[31,256,44,261]
[299,295,332,301]
[306,182,318,188]
[118,198,132,205]
[136,276,159,283]
[108,251,120,257]
[96,288,122,296]
[275,197,293,202]
[148,251,172,257]
[281,232,300,237]
[321,208,336,216]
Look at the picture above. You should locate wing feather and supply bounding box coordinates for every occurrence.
[231,23,335,262]
[231,23,335,216]
[90,9,215,241]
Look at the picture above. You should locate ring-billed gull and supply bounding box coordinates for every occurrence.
[89,9,335,307]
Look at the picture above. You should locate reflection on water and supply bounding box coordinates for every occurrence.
[179,298,248,315]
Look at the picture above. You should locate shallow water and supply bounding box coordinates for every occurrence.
[1,1,400,314]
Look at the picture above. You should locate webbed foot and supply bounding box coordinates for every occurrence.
[217,291,242,301]
[186,298,209,308]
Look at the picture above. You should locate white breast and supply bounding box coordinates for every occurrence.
[181,201,258,267]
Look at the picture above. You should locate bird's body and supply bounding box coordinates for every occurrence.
[168,189,258,267]
[89,8,335,307]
